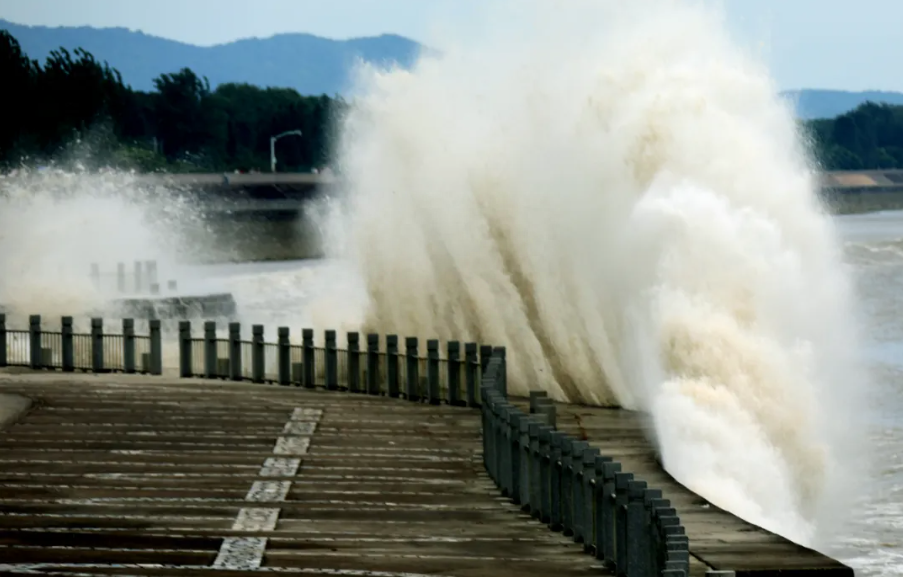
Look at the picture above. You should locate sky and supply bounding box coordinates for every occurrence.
[1,0,901,91]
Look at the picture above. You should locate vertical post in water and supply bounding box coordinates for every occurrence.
[204,321,217,379]
[117,263,126,294]
[28,315,41,369]
[427,339,440,405]
[134,261,143,294]
[367,334,380,395]
[302,328,315,388]
[405,337,419,401]
[386,335,399,398]
[60,316,73,372]
[179,320,192,378]
[347,332,360,393]
[123,318,135,374]
[91,318,104,373]
[447,341,461,406]
[149,319,162,375]
[277,327,291,386]
[146,260,158,287]
[90,263,101,290]
[325,330,337,390]
[465,342,478,407]
[229,322,242,381]
[251,325,265,383]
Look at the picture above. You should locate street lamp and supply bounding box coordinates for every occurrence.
[270,130,303,173]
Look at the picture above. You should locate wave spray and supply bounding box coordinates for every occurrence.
[0,167,207,318]
[328,0,868,547]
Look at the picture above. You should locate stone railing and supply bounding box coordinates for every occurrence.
[480,355,690,577]
[0,314,162,374]
[0,314,688,577]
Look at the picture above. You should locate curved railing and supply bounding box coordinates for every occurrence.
[480,354,690,577]
[0,313,688,577]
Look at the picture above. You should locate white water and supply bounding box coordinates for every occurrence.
[0,167,227,319]
[327,0,870,550]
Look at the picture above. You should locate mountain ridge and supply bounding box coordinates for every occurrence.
[3,19,903,118]
[0,18,427,96]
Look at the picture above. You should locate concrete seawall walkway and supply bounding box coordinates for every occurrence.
[0,371,605,576]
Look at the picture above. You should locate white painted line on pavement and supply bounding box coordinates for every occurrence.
[212,405,321,570]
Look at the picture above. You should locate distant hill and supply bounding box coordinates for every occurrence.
[4,20,903,117]
[782,89,903,120]
[0,19,427,96]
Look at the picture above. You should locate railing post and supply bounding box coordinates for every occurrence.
[302,328,315,388]
[367,334,380,395]
[465,342,478,407]
[405,337,419,401]
[575,446,600,544]
[479,388,488,470]
[549,432,564,531]
[149,319,162,375]
[564,440,589,537]
[386,335,399,398]
[427,339,440,405]
[203,321,217,379]
[252,325,265,383]
[447,341,461,406]
[530,390,548,412]
[123,318,136,374]
[586,455,611,554]
[479,344,492,376]
[518,415,534,511]
[493,345,507,397]
[0,314,5,368]
[347,332,360,393]
[179,321,192,378]
[561,438,577,535]
[509,411,522,505]
[648,494,673,568]
[598,461,622,564]
[528,423,542,518]
[538,426,553,524]
[60,316,73,372]
[91,318,104,373]
[229,322,242,381]
[614,471,635,573]
[486,393,499,482]
[536,398,557,428]
[277,327,291,386]
[667,531,691,577]
[29,314,41,369]
[641,487,664,572]
[499,403,512,492]
[325,330,337,390]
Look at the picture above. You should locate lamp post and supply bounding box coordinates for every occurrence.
[270,129,303,173]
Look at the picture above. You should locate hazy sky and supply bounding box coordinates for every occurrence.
[1,0,901,91]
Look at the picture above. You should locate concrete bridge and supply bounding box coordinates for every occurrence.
[143,170,903,220]
[142,169,903,192]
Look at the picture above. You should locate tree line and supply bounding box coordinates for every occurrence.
[807,102,903,170]
[4,28,903,173]
[0,30,346,173]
